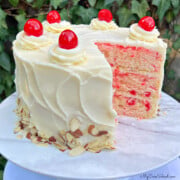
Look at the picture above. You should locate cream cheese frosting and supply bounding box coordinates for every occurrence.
[49,43,87,65]
[13,32,117,139]
[129,23,160,42]
[73,26,166,58]
[90,18,118,30]
[43,20,71,34]
[15,31,52,50]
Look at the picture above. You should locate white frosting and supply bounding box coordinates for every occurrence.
[49,43,86,65]
[90,18,118,30]
[15,31,52,50]
[43,20,71,34]
[129,23,160,42]
[13,35,117,137]
[71,25,166,58]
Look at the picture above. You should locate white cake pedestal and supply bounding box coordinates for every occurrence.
[1,93,180,179]
[3,158,180,180]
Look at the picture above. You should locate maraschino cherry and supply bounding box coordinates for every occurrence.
[138,16,155,31]
[59,30,78,50]
[98,9,113,23]
[47,10,61,24]
[24,19,43,37]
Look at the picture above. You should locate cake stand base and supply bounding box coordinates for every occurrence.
[3,158,180,180]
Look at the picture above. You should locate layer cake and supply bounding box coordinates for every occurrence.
[13,10,167,155]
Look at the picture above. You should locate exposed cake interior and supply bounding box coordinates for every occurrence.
[95,42,164,119]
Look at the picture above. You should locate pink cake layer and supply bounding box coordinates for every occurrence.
[112,68,160,99]
[113,95,157,119]
[96,42,163,73]
[96,42,163,119]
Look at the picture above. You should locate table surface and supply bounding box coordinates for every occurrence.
[3,157,180,180]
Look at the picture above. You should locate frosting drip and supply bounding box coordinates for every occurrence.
[90,18,118,30]
[43,20,71,33]
[15,31,52,50]
[49,43,86,65]
[129,23,160,42]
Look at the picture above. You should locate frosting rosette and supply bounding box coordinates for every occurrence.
[90,18,118,30]
[43,20,71,34]
[129,23,160,42]
[49,43,87,65]
[15,31,52,50]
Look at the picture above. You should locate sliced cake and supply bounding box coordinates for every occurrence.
[13,10,167,155]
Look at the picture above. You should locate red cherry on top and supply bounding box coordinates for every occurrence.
[98,9,113,23]
[138,16,155,31]
[47,10,61,24]
[24,19,43,37]
[59,30,78,50]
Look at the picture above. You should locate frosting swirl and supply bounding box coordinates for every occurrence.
[49,43,86,65]
[15,31,52,50]
[129,23,160,42]
[43,20,71,34]
[90,18,118,30]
